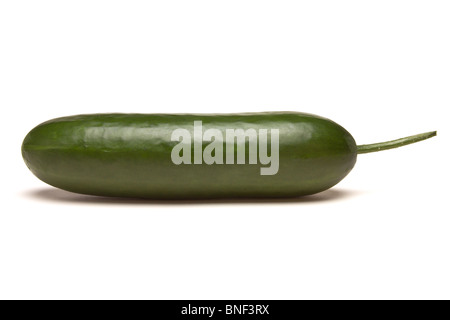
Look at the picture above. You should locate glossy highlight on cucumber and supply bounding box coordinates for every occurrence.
[21,112,436,199]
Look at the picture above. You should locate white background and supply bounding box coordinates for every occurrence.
[0,1,448,300]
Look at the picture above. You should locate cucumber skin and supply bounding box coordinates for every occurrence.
[22,112,357,199]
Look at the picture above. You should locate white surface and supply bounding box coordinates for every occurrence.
[0,1,448,300]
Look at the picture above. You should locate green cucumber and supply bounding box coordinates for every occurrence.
[21,112,436,199]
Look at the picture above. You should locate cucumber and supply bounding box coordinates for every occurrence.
[21,112,435,199]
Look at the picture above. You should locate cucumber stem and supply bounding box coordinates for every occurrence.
[357,131,437,154]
